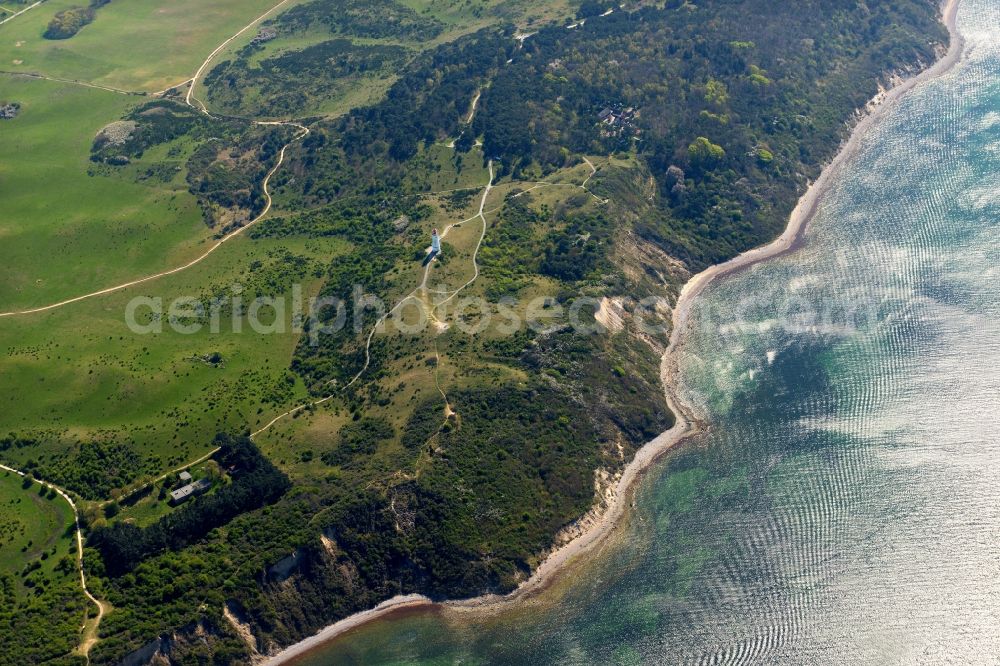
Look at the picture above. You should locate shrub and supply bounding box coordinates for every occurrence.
[43,6,95,40]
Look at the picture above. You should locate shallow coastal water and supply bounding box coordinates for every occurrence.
[296,0,1000,662]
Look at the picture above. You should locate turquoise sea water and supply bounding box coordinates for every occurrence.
[300,1,1000,662]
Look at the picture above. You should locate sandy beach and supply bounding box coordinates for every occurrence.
[263,1,965,662]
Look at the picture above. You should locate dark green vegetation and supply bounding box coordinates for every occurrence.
[319,417,394,467]
[89,435,290,576]
[43,6,95,40]
[197,0,573,120]
[43,0,110,40]
[0,0,947,662]
[491,200,612,283]
[205,39,410,118]
[89,99,294,231]
[201,0,473,118]
[0,472,84,665]
[0,101,19,119]
[3,438,148,501]
[275,0,444,41]
[279,30,510,190]
[464,0,946,268]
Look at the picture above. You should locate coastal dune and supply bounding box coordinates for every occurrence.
[263,0,966,661]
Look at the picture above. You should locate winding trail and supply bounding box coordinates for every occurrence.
[580,155,605,200]
[185,0,298,112]
[252,160,495,437]
[446,89,482,148]
[432,340,453,418]
[152,77,194,97]
[465,89,481,124]
[427,160,493,310]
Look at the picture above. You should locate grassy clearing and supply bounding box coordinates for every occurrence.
[0,76,211,310]
[0,470,85,664]
[115,459,222,528]
[404,143,491,192]
[0,470,73,577]
[0,0,300,91]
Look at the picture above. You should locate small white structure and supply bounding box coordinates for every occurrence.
[431,228,441,254]
[178,470,192,482]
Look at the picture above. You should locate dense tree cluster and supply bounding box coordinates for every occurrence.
[88,434,290,576]
[205,39,410,117]
[43,6,95,39]
[479,197,612,295]
[0,578,85,664]
[460,0,944,267]
[274,0,443,41]
[29,441,144,501]
[266,30,514,210]
[42,0,110,39]
[320,417,394,467]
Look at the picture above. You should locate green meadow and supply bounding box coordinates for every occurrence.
[0,0,297,91]
[0,470,73,577]
[0,231,349,482]
[0,76,211,310]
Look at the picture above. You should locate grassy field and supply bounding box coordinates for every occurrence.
[0,470,73,577]
[0,76,213,310]
[0,0,300,91]
[403,143,492,191]
[0,231,349,486]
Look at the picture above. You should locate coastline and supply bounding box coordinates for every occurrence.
[262,1,965,662]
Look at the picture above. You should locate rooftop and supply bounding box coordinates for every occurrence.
[169,478,211,503]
